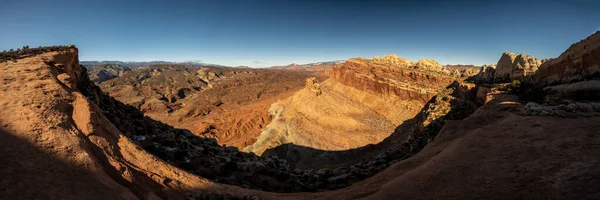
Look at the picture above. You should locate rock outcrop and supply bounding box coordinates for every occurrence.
[305,77,322,96]
[415,58,443,72]
[477,64,496,81]
[495,52,542,81]
[371,54,415,67]
[535,31,600,84]
[247,55,481,169]
[331,56,458,104]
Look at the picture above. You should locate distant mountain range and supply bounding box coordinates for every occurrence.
[272,60,345,68]
[270,60,345,71]
[80,60,224,68]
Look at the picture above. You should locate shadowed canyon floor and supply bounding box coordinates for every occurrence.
[2,31,600,199]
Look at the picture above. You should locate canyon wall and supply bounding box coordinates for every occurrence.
[535,31,600,84]
[247,55,479,169]
[331,56,458,104]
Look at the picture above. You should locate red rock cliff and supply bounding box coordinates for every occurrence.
[331,56,459,104]
[535,31,600,83]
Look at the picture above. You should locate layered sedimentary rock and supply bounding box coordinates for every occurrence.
[495,52,542,80]
[246,55,480,169]
[331,56,458,104]
[536,31,600,84]
[243,79,424,156]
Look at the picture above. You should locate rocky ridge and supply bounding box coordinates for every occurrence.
[536,31,600,84]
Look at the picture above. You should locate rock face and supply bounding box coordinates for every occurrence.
[415,58,443,72]
[477,64,496,81]
[331,56,458,104]
[244,79,423,157]
[536,31,600,84]
[247,55,480,169]
[495,52,542,81]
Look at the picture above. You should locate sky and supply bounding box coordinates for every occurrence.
[1,0,599,67]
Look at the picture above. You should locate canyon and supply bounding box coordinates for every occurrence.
[1,31,600,200]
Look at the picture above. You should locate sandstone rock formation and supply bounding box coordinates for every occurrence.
[305,77,322,96]
[495,52,542,81]
[371,54,415,67]
[477,64,496,81]
[536,31,600,84]
[332,56,458,104]
[244,79,423,157]
[415,58,443,71]
[443,64,482,78]
[245,55,481,169]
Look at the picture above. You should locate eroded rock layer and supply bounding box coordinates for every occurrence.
[248,55,480,169]
[331,56,458,104]
[536,31,600,84]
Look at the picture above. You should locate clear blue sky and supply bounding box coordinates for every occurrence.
[1,0,599,67]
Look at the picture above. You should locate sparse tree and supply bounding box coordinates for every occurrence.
[23,45,29,50]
